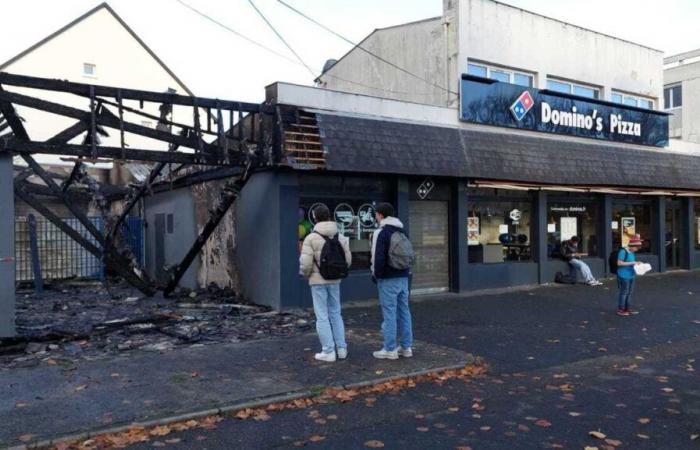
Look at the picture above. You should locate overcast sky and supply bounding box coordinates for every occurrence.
[1,0,699,103]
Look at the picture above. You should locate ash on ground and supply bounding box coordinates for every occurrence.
[0,282,312,370]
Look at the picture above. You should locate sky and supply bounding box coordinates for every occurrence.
[1,0,699,103]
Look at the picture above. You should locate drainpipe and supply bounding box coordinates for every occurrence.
[443,18,451,107]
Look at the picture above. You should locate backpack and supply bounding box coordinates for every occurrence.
[554,271,576,284]
[388,230,416,270]
[609,248,628,275]
[314,232,349,280]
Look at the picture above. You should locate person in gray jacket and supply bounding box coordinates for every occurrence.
[299,204,352,362]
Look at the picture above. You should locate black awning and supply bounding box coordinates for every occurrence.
[316,113,697,190]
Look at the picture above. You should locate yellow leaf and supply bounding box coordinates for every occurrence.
[638,418,651,424]
[364,440,385,448]
[590,431,607,439]
[605,438,622,447]
[584,447,599,450]
[309,435,325,442]
[18,434,35,443]
[149,425,171,436]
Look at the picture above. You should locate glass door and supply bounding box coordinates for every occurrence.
[665,200,682,269]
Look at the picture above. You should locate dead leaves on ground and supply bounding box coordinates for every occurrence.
[59,363,486,450]
[364,439,385,447]
[59,417,221,449]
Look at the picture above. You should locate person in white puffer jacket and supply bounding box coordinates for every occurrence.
[299,204,352,362]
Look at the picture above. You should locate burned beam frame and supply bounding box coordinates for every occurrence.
[0,72,273,305]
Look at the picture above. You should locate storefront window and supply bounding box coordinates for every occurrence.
[547,198,599,258]
[467,189,534,263]
[612,200,653,254]
[298,175,394,270]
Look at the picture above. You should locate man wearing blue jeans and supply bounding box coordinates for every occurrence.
[616,235,642,317]
[299,205,352,362]
[370,202,413,360]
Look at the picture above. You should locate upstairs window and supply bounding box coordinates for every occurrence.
[664,85,682,109]
[611,91,654,109]
[467,62,534,87]
[546,78,599,99]
[83,63,96,77]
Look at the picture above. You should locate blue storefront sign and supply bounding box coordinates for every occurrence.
[460,75,669,147]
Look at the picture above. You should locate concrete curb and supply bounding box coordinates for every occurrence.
[13,361,476,450]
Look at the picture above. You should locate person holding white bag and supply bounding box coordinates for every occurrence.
[616,235,643,317]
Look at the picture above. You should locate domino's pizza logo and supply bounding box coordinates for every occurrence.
[510,91,534,121]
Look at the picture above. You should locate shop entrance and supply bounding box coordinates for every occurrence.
[409,200,450,294]
[665,200,682,269]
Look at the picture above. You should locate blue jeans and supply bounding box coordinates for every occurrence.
[569,258,595,284]
[311,284,346,354]
[617,277,635,310]
[377,277,413,351]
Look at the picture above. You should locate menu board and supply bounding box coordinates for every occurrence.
[621,217,636,248]
[560,217,578,242]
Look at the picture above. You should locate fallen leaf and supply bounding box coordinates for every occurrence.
[584,447,599,450]
[18,434,35,443]
[535,419,552,428]
[637,434,650,439]
[661,387,674,393]
[416,427,429,432]
[518,425,530,432]
[434,423,447,429]
[691,434,699,441]
[569,412,582,417]
[364,440,385,448]
[15,403,27,408]
[152,441,166,447]
[604,439,622,447]
[327,415,338,420]
[590,431,607,439]
[308,435,325,442]
[196,435,207,441]
[75,384,87,391]
[448,407,460,412]
[638,418,651,424]
[150,426,171,437]
[480,426,491,431]
[165,438,181,444]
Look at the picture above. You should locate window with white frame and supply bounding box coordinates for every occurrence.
[664,85,682,109]
[83,63,96,77]
[467,62,534,87]
[546,78,599,99]
[610,91,654,109]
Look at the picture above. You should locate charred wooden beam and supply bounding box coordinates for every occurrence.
[0,89,218,153]
[163,164,253,296]
[46,120,90,144]
[151,166,245,193]
[0,72,269,113]
[0,138,236,165]
[14,184,155,295]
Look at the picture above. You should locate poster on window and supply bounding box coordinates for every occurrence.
[696,218,700,245]
[467,216,480,245]
[560,217,578,242]
[621,217,636,248]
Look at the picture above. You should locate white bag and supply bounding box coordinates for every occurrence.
[634,263,652,276]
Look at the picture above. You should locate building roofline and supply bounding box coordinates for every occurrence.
[488,0,663,54]
[664,47,700,64]
[315,16,442,81]
[0,2,194,95]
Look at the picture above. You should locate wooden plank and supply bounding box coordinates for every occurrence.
[284,131,320,138]
[285,139,322,145]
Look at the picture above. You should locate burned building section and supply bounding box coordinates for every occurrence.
[0,71,296,345]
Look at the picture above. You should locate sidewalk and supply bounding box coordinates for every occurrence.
[0,329,474,448]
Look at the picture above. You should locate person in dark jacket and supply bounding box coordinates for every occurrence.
[370,202,413,360]
[561,236,602,286]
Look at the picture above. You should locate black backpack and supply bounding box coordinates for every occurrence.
[609,248,628,275]
[314,232,349,280]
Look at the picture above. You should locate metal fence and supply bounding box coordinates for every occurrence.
[15,216,144,283]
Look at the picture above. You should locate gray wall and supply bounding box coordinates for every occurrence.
[664,59,700,143]
[318,17,450,106]
[235,171,286,310]
[144,189,198,290]
[0,155,15,337]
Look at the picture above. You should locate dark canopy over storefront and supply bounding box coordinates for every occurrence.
[316,113,700,191]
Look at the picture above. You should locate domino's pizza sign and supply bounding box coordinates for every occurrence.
[460,74,669,147]
[510,91,534,121]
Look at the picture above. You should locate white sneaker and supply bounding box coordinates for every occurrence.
[314,352,336,362]
[589,280,603,286]
[372,348,399,360]
[397,347,413,358]
[337,348,348,359]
